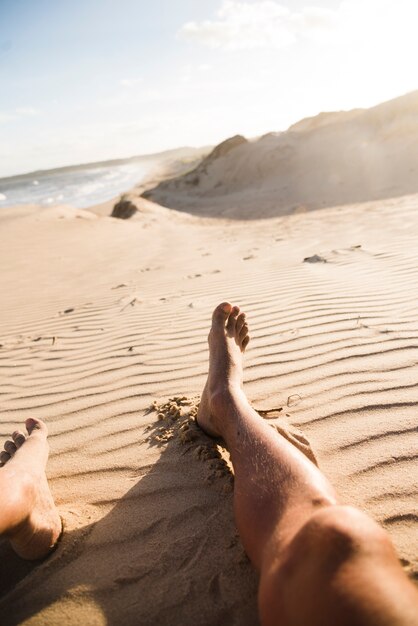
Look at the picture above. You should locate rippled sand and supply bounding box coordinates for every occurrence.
[0,194,417,625]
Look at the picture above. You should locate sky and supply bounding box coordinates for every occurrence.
[0,0,417,177]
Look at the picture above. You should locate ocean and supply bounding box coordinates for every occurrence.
[0,159,153,210]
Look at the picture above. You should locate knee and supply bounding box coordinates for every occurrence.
[258,506,393,625]
[286,505,392,570]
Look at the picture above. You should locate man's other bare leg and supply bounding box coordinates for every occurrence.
[0,418,61,560]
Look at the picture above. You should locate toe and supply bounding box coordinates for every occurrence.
[4,440,17,456]
[236,313,246,334]
[242,335,250,351]
[0,451,11,465]
[26,418,48,437]
[12,431,26,448]
[226,305,240,333]
[212,302,232,328]
[239,322,249,340]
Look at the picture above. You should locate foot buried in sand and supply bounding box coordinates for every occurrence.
[197,301,249,438]
[0,418,62,560]
[197,302,319,465]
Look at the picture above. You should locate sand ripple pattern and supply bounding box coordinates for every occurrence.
[0,195,417,624]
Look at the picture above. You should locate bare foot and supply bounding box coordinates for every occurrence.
[0,418,62,560]
[197,302,250,437]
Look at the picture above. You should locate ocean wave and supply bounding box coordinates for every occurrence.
[0,161,149,209]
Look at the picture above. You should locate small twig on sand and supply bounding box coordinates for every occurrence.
[287,394,302,407]
[120,297,138,312]
[255,406,283,419]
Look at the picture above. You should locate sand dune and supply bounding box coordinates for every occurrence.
[0,188,417,624]
[143,90,418,219]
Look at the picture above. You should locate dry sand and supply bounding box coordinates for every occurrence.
[144,90,418,219]
[0,187,418,623]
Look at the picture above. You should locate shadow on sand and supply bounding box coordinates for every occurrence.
[0,402,259,626]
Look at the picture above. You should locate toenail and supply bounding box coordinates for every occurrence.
[214,303,231,320]
[4,441,16,454]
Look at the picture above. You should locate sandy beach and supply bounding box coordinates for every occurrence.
[3,0,418,620]
[0,163,417,623]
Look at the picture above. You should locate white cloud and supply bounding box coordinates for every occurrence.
[179,0,418,50]
[0,107,40,124]
[0,112,16,124]
[98,88,160,109]
[179,1,337,50]
[120,77,143,87]
[15,106,39,116]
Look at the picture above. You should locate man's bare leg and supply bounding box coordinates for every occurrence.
[197,302,418,626]
[0,418,62,560]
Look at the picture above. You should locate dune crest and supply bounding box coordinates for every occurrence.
[143,90,418,219]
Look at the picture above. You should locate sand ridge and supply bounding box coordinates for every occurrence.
[0,192,417,624]
[144,90,418,219]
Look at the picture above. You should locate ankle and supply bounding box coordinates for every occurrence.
[208,385,249,431]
